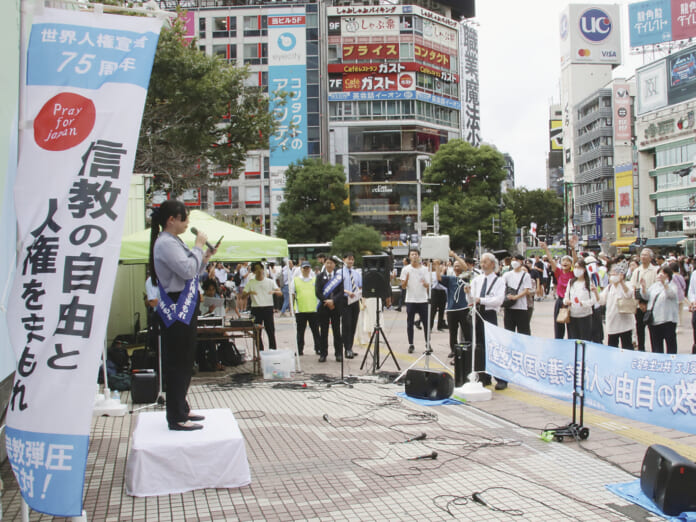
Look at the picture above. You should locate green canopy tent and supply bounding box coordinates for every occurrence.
[119,209,288,264]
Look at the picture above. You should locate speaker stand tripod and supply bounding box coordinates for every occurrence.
[360,299,400,373]
[394,260,451,383]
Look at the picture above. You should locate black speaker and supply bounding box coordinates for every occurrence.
[640,444,696,516]
[404,369,454,400]
[363,254,392,299]
[131,370,160,404]
[453,343,472,387]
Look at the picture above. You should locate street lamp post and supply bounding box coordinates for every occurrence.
[416,155,430,244]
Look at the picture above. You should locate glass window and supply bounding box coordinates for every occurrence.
[306,41,318,57]
[244,44,260,65]
[328,45,340,63]
[244,16,258,31]
[400,43,414,60]
[400,15,413,33]
[213,17,229,37]
[213,45,227,59]
[199,18,206,38]
[306,13,318,28]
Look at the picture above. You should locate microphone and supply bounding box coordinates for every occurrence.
[332,255,344,265]
[322,413,330,423]
[404,433,427,443]
[190,227,215,251]
[408,451,438,460]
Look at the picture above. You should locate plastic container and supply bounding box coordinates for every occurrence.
[260,350,295,379]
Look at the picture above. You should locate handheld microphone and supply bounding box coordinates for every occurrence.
[331,255,344,265]
[408,451,437,460]
[322,413,330,423]
[404,433,427,443]
[190,227,216,251]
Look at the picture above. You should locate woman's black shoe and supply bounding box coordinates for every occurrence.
[169,421,203,431]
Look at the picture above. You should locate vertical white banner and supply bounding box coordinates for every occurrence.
[6,8,161,516]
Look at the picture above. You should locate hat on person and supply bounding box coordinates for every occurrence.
[301,261,311,268]
[585,255,597,264]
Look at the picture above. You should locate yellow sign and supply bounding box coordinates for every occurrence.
[614,163,634,240]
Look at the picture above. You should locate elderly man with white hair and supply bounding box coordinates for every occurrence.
[466,252,506,389]
[630,248,658,351]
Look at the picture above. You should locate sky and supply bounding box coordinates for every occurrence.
[475,0,643,190]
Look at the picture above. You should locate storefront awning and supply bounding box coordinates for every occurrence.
[644,236,688,247]
[611,238,636,247]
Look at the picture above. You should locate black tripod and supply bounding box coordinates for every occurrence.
[360,300,400,373]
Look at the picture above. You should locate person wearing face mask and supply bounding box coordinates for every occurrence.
[563,259,599,341]
[640,266,679,354]
[599,265,635,348]
[630,248,658,351]
[541,237,578,339]
[502,254,533,337]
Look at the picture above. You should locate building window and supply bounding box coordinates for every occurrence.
[244,16,260,37]
[400,43,414,60]
[244,44,260,65]
[328,44,340,63]
[199,18,206,38]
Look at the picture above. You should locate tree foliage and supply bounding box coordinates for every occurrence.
[330,224,383,266]
[135,17,278,195]
[275,159,351,242]
[504,188,564,241]
[422,140,516,254]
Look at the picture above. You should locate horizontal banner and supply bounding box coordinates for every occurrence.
[484,322,696,435]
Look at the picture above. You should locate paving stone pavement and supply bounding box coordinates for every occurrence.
[1,298,694,521]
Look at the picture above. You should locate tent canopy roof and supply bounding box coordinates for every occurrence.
[119,210,288,264]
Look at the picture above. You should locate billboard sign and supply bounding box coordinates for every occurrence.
[560,4,622,67]
[629,0,671,47]
[615,163,635,231]
[340,15,399,37]
[672,0,696,40]
[636,58,668,114]
[268,9,307,234]
[613,83,633,142]
[550,119,563,151]
[667,46,696,104]
[342,43,399,60]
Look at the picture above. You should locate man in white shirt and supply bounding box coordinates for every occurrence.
[688,268,696,354]
[243,262,282,351]
[400,248,429,353]
[630,248,658,351]
[340,252,362,359]
[467,253,505,389]
[502,254,532,336]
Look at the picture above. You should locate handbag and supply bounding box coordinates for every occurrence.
[642,310,653,326]
[556,306,570,324]
[617,296,638,314]
[502,274,526,309]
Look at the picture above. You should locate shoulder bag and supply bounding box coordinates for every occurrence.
[556,306,570,323]
[502,273,526,309]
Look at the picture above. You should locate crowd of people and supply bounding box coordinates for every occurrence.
[146,202,696,433]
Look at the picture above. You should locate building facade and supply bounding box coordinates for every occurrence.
[155,0,475,240]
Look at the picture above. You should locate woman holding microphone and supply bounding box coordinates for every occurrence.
[149,200,216,431]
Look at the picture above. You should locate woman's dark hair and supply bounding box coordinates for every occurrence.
[148,200,188,285]
[570,258,591,293]
[202,278,219,293]
[661,266,673,281]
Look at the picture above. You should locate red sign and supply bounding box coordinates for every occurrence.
[399,74,413,89]
[327,62,458,82]
[268,15,305,25]
[343,73,398,91]
[343,43,399,60]
[415,44,450,68]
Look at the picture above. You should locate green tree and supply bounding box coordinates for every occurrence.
[135,18,279,195]
[275,159,351,242]
[330,224,383,266]
[504,188,564,242]
[421,140,516,254]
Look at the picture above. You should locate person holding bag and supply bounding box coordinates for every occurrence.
[640,266,679,354]
[599,265,635,348]
[541,238,578,339]
[502,254,532,335]
[563,259,599,341]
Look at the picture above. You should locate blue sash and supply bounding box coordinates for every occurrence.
[322,272,343,299]
[156,276,199,327]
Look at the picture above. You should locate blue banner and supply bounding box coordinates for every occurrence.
[27,23,159,90]
[327,89,461,110]
[629,0,672,47]
[484,323,696,435]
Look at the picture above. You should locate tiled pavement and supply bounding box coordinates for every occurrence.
[2,299,694,521]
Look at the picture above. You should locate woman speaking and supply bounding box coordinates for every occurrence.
[149,200,216,431]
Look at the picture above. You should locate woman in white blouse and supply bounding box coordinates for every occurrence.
[640,266,679,354]
[563,259,599,341]
[599,265,635,349]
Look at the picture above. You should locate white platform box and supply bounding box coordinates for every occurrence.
[125,408,251,497]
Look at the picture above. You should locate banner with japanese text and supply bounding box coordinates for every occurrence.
[485,323,696,435]
[268,8,307,235]
[7,8,161,516]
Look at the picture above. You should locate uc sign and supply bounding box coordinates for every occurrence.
[580,8,612,43]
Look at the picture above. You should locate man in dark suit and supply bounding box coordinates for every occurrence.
[316,257,343,362]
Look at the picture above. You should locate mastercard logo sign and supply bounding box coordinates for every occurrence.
[578,49,591,57]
